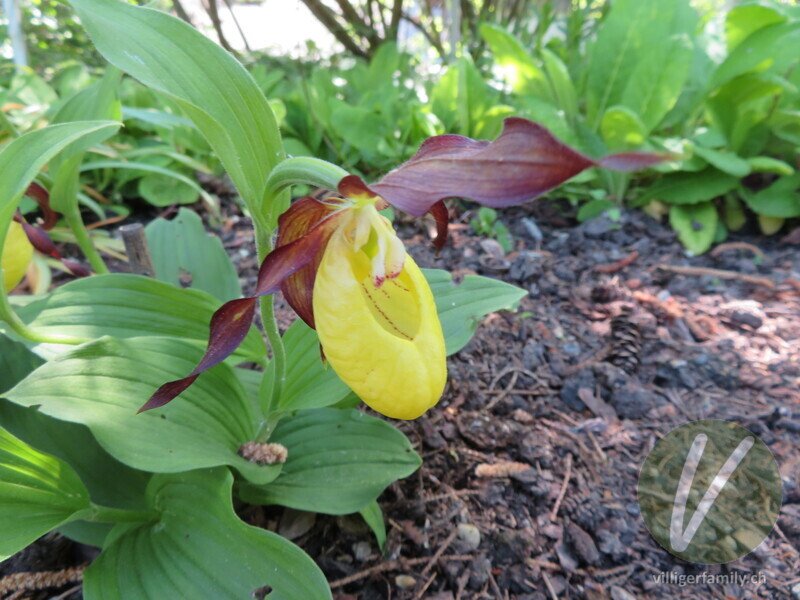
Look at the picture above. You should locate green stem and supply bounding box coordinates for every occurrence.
[264,157,348,200]
[252,212,287,438]
[82,503,159,524]
[62,202,109,274]
[253,157,350,439]
[0,281,88,345]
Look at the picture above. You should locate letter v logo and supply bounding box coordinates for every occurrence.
[638,420,781,564]
[669,433,754,552]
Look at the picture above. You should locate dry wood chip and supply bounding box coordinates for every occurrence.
[475,461,531,478]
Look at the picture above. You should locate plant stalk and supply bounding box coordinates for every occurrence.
[0,280,87,345]
[62,202,109,274]
[83,504,159,524]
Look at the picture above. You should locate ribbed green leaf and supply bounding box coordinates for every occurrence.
[5,337,278,484]
[670,202,718,255]
[238,409,420,514]
[0,333,44,394]
[423,269,526,355]
[16,274,265,362]
[635,169,739,206]
[67,0,288,228]
[0,427,90,560]
[273,320,351,413]
[742,172,800,218]
[85,469,331,600]
[144,208,242,302]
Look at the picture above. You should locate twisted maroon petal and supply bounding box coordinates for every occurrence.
[15,216,89,278]
[277,197,341,329]
[369,117,667,216]
[24,183,58,231]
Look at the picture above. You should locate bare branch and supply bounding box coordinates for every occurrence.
[300,0,369,58]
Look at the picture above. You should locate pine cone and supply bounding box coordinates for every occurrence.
[590,281,622,304]
[609,315,641,374]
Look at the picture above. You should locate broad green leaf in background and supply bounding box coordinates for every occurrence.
[622,32,694,133]
[85,469,332,600]
[145,208,241,301]
[15,274,265,361]
[706,74,784,153]
[423,269,526,355]
[360,499,387,552]
[5,337,278,484]
[711,21,800,89]
[480,24,552,101]
[692,146,752,177]
[633,169,739,206]
[67,0,288,229]
[0,121,119,265]
[238,409,420,515]
[0,333,44,394]
[600,105,647,150]
[577,198,618,223]
[328,100,386,157]
[670,202,718,254]
[80,160,216,210]
[747,156,795,176]
[0,427,90,560]
[541,48,578,125]
[585,0,696,130]
[725,2,787,53]
[741,172,800,218]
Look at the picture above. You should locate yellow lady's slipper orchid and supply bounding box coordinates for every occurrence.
[312,202,446,420]
[144,117,665,414]
[3,222,34,292]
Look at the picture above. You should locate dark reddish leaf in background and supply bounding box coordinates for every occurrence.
[277,197,340,329]
[428,201,449,253]
[15,216,89,278]
[369,117,666,216]
[17,219,60,258]
[24,183,58,230]
[61,260,91,278]
[139,297,257,412]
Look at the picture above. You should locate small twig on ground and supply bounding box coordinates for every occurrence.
[550,453,573,521]
[484,369,518,411]
[658,264,775,289]
[475,461,531,478]
[328,555,473,588]
[414,572,437,600]
[487,570,504,600]
[421,529,458,577]
[541,571,560,600]
[710,241,767,261]
[51,583,83,600]
[594,250,639,274]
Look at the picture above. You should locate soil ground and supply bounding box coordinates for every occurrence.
[3,194,800,600]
